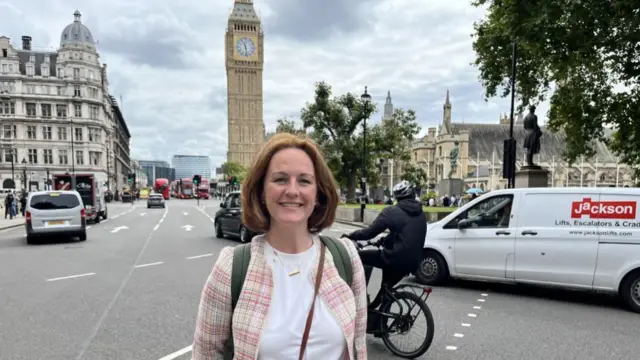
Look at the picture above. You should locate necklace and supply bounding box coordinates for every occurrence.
[272,249,304,276]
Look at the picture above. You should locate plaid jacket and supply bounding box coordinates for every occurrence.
[191,234,368,360]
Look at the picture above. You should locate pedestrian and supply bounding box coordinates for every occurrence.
[191,132,367,360]
[10,195,17,219]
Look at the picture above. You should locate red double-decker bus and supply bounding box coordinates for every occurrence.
[179,178,194,199]
[154,178,170,200]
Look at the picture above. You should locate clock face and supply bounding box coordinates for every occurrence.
[236,37,256,57]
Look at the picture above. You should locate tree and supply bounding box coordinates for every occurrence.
[276,118,305,135]
[373,108,421,163]
[471,0,640,169]
[220,161,247,182]
[401,163,428,190]
[295,82,421,202]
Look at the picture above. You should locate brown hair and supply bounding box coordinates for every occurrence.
[241,132,339,233]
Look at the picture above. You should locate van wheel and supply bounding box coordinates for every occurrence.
[415,251,448,286]
[78,233,87,241]
[26,235,36,244]
[620,270,640,313]
[239,226,249,243]
[95,215,101,224]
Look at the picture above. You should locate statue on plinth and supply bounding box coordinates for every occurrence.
[523,105,543,168]
[448,141,459,178]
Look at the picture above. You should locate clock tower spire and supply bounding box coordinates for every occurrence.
[225,0,265,168]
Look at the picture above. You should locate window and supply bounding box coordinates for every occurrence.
[43,149,53,164]
[28,148,37,164]
[74,103,82,117]
[73,68,80,78]
[41,104,51,118]
[74,128,83,141]
[57,68,64,78]
[4,148,16,162]
[41,65,49,77]
[445,195,514,229]
[88,88,98,98]
[3,125,15,139]
[58,149,68,165]
[30,193,80,210]
[0,100,15,115]
[57,127,67,141]
[26,64,34,76]
[26,103,36,117]
[89,105,99,119]
[224,194,239,208]
[88,70,94,80]
[27,126,36,139]
[75,150,84,165]
[42,126,52,140]
[29,55,35,62]
[73,85,81,97]
[89,151,101,166]
[25,84,36,94]
[88,128,100,142]
[57,86,65,96]
[56,104,67,118]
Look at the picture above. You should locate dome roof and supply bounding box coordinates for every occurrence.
[60,10,95,48]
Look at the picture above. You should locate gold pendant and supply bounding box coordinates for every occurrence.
[288,270,300,276]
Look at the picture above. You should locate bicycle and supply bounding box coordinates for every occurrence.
[343,235,435,358]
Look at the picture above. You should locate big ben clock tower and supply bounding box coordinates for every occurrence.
[225,0,265,168]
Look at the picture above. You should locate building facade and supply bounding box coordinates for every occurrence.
[108,94,132,191]
[0,10,131,191]
[139,159,175,184]
[171,155,211,180]
[411,91,636,194]
[225,0,265,167]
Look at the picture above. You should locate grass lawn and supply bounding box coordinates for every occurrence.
[339,203,456,213]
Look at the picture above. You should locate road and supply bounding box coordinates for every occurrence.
[0,199,638,360]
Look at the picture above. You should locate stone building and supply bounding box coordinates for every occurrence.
[225,0,265,168]
[412,91,636,194]
[0,10,131,191]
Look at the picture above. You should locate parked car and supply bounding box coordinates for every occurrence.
[214,191,258,243]
[416,187,640,313]
[147,193,165,208]
[25,190,87,244]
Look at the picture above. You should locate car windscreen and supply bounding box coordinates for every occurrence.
[30,193,80,210]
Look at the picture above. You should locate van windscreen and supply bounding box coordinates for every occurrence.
[30,193,80,210]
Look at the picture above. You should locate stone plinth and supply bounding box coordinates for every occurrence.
[515,167,549,188]
[439,178,464,197]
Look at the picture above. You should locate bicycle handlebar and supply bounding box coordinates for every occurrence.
[340,234,382,250]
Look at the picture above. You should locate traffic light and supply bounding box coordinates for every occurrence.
[193,174,201,186]
[127,172,133,184]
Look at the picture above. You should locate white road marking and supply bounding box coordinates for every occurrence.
[111,226,128,233]
[461,323,471,327]
[112,215,119,219]
[446,346,457,350]
[87,225,92,229]
[183,212,188,216]
[477,298,485,302]
[140,212,146,216]
[158,345,192,360]
[153,224,159,231]
[481,293,488,296]
[187,253,213,260]
[468,313,477,318]
[473,306,482,310]
[47,272,96,282]
[454,333,464,338]
[182,224,194,231]
[134,261,163,268]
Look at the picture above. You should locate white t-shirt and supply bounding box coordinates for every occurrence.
[258,241,346,360]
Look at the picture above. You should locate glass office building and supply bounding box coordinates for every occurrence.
[171,155,211,180]
[139,160,175,184]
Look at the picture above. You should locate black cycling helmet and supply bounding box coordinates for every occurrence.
[393,180,415,200]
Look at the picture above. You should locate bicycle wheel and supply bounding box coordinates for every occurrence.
[379,291,434,359]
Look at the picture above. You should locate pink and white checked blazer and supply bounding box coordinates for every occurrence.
[191,234,368,360]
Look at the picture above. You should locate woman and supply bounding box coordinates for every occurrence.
[191,133,367,360]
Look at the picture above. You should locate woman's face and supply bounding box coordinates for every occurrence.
[263,148,317,227]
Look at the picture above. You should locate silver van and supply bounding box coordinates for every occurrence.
[25,190,87,244]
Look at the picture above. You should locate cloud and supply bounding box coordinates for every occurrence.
[1,0,551,170]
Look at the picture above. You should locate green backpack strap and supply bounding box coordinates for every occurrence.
[319,235,358,359]
[222,244,252,360]
[319,235,353,287]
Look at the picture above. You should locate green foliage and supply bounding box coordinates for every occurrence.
[401,163,428,188]
[292,82,421,202]
[276,118,305,135]
[470,0,640,169]
[221,161,247,182]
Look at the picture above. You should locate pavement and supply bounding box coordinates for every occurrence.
[0,199,638,360]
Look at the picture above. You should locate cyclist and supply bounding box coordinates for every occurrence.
[344,180,427,289]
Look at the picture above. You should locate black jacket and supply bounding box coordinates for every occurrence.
[349,199,426,271]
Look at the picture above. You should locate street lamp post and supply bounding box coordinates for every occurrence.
[360,86,371,221]
[21,158,27,191]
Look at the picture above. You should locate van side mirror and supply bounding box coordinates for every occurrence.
[220,202,226,208]
[458,219,471,229]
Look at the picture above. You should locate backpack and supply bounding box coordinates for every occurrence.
[222,235,354,360]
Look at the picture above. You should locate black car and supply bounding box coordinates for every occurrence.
[214,191,257,243]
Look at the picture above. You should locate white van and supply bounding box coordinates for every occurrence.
[415,187,640,312]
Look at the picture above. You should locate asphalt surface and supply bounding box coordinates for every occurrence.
[0,199,638,360]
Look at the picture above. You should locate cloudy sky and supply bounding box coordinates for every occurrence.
[1,0,551,171]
